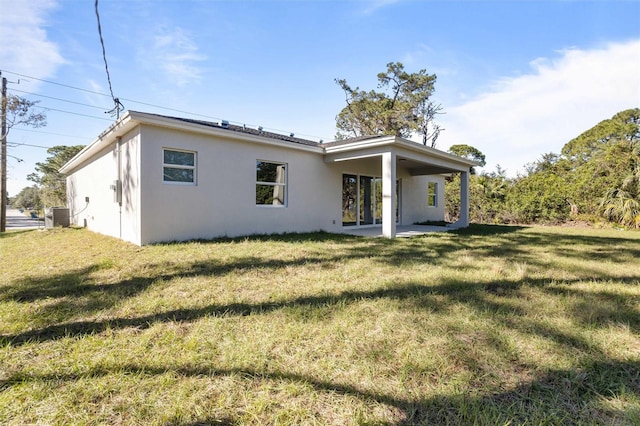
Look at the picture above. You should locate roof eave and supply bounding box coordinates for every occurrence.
[130,111,324,154]
[322,135,479,168]
[395,137,480,167]
[59,111,138,174]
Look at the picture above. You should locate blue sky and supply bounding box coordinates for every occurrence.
[2,0,639,196]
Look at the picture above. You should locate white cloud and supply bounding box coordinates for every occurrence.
[150,27,206,87]
[437,39,640,176]
[0,0,64,85]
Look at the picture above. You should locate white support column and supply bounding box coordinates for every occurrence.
[382,151,396,238]
[458,170,470,228]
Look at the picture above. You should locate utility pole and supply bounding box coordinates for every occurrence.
[1,74,7,232]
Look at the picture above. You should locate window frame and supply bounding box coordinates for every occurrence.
[163,148,197,185]
[255,160,287,207]
[427,181,438,207]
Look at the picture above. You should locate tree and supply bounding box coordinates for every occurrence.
[561,108,639,219]
[12,186,41,210]
[444,173,461,222]
[470,167,511,223]
[561,108,639,165]
[506,171,570,223]
[444,144,488,222]
[28,145,84,207]
[1,92,47,231]
[418,101,444,148]
[3,94,47,131]
[335,62,439,143]
[503,109,640,225]
[599,164,640,228]
[447,144,486,173]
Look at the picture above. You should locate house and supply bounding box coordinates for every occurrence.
[60,111,476,245]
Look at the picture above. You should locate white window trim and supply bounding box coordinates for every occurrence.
[163,148,197,186]
[256,160,287,207]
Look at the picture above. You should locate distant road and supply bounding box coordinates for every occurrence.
[4,207,44,230]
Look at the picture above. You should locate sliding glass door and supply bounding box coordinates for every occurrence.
[342,174,358,226]
[343,174,399,226]
[358,176,376,225]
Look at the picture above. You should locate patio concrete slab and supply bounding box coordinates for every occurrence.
[339,224,452,238]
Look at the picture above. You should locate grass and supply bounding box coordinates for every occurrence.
[1,225,639,425]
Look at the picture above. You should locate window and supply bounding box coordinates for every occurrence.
[427,182,438,207]
[163,149,196,184]
[256,161,287,206]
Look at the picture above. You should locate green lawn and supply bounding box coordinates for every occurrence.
[1,225,639,425]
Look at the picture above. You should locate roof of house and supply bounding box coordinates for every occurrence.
[140,112,323,147]
[139,112,392,149]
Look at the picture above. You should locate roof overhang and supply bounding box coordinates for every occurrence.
[323,136,478,174]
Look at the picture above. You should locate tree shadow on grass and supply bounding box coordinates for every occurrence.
[3,273,639,346]
[2,359,637,425]
[450,223,527,236]
[5,225,633,309]
[442,225,640,265]
[2,221,638,340]
[0,251,358,326]
[0,262,188,327]
[408,359,639,425]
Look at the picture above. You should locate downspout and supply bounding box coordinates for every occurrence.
[116,136,122,239]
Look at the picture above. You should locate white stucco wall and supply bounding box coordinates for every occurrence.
[400,175,446,224]
[66,128,141,244]
[138,125,340,244]
[65,118,458,245]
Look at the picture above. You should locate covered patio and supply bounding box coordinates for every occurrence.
[323,135,477,238]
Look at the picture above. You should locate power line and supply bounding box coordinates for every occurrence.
[0,69,331,142]
[114,97,216,119]
[1,70,110,97]
[10,88,110,111]
[95,0,124,117]
[2,71,232,131]
[9,128,91,140]
[3,72,236,129]
[7,141,52,149]
[6,88,111,139]
[36,105,113,122]
[1,71,211,118]
[0,70,242,122]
